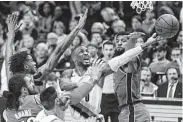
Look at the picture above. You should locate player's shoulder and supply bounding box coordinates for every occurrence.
[61,69,73,78]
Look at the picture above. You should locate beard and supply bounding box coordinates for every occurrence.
[114,48,125,56]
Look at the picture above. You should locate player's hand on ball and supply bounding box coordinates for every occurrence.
[91,59,106,81]
[147,33,165,45]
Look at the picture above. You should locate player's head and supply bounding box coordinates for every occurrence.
[71,45,91,67]
[40,87,68,112]
[102,41,115,59]
[114,31,129,55]
[10,51,37,75]
[165,66,180,84]
[3,74,37,110]
[141,67,152,85]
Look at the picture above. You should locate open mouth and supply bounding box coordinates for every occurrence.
[83,55,90,63]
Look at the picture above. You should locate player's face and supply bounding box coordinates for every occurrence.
[25,55,37,74]
[74,46,91,66]
[167,68,178,84]
[141,70,151,85]
[102,44,114,59]
[171,49,181,61]
[132,18,142,31]
[115,35,128,51]
[24,76,39,95]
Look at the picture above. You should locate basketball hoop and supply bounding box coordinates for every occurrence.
[130,1,153,14]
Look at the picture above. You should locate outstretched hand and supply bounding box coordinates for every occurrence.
[91,59,106,81]
[146,33,165,45]
[77,8,88,29]
[6,12,21,33]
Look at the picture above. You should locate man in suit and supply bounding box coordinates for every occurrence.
[157,66,182,98]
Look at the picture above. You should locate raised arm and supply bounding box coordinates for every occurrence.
[104,33,161,72]
[5,13,20,80]
[36,9,88,81]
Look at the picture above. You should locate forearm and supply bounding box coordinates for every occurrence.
[40,25,82,79]
[70,79,96,105]
[108,46,143,72]
[5,32,15,80]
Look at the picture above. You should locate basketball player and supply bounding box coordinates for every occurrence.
[61,31,160,122]
[110,32,163,122]
[3,58,105,122]
[5,10,87,88]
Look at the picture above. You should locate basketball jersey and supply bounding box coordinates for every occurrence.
[5,95,42,122]
[36,110,63,122]
[113,57,142,109]
[65,68,103,122]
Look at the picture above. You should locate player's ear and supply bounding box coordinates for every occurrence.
[24,64,29,70]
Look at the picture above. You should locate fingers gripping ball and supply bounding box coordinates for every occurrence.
[155,14,179,38]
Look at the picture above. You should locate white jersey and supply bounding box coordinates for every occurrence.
[36,110,63,122]
[65,68,103,122]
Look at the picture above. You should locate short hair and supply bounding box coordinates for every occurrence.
[3,73,26,110]
[9,51,29,74]
[171,47,181,54]
[141,67,152,74]
[102,40,114,49]
[40,87,57,110]
[71,45,85,62]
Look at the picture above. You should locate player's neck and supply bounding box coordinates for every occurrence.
[75,65,87,76]
[44,109,57,116]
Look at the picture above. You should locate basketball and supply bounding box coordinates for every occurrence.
[155,14,180,38]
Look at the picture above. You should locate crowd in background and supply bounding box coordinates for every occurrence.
[0,1,182,99]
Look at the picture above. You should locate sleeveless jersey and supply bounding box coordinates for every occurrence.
[5,95,42,122]
[113,57,142,109]
[65,68,103,122]
[36,110,63,122]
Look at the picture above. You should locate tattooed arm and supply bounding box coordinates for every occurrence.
[35,9,88,82]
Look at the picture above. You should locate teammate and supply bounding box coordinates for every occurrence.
[5,10,87,89]
[3,58,105,122]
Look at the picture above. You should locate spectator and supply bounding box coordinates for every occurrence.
[167,48,182,75]
[141,10,156,37]
[157,66,182,98]
[38,1,55,40]
[45,72,57,88]
[111,19,126,38]
[46,32,58,55]
[135,35,149,67]
[176,30,182,50]
[17,13,38,41]
[91,22,105,35]
[33,42,49,68]
[19,35,34,55]
[131,15,144,33]
[91,32,103,46]
[87,42,99,62]
[149,46,170,73]
[140,67,158,97]
[52,21,67,44]
[100,41,120,122]
[71,35,83,49]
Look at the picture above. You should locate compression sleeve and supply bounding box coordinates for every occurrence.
[108,46,143,72]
